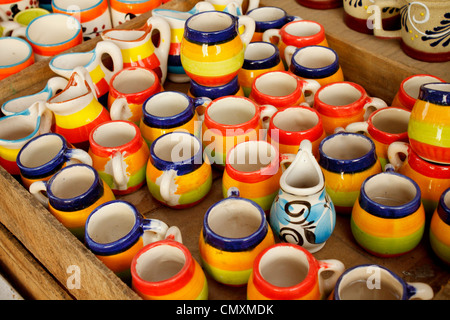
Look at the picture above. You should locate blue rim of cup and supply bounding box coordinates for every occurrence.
[247,6,290,32]
[290,45,340,79]
[437,188,450,225]
[0,37,33,69]
[52,0,104,13]
[418,82,450,106]
[242,42,281,70]
[184,11,238,44]
[190,75,240,99]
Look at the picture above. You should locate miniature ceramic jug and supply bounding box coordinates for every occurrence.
[270,140,336,253]
[49,40,123,101]
[180,10,255,87]
[408,82,450,165]
[46,68,111,150]
[0,101,52,176]
[430,188,450,265]
[152,1,215,83]
[101,16,171,84]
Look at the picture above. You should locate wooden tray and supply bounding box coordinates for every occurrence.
[0,0,449,300]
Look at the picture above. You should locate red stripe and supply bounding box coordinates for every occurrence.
[94,77,110,99]
[409,138,450,165]
[0,157,19,176]
[123,55,162,80]
[185,71,239,87]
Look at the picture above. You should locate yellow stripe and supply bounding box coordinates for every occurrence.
[171,28,184,43]
[181,37,244,62]
[222,170,281,198]
[322,162,382,193]
[121,41,154,63]
[89,64,106,84]
[431,212,450,246]
[96,237,143,273]
[0,145,21,162]
[54,98,104,129]
[181,50,244,77]
[411,100,450,125]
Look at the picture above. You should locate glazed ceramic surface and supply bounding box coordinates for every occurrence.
[205,0,259,13]
[29,163,115,239]
[0,0,39,20]
[13,7,49,26]
[430,188,450,265]
[270,140,336,253]
[247,243,345,300]
[189,75,244,100]
[0,36,34,80]
[110,0,162,27]
[296,0,342,10]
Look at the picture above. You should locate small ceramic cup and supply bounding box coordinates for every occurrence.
[262,19,328,66]
[110,0,162,27]
[0,36,34,80]
[387,141,450,217]
[249,70,321,108]
[131,236,208,300]
[222,140,285,213]
[0,0,39,20]
[29,163,116,240]
[140,91,209,146]
[237,41,285,97]
[199,190,275,286]
[267,105,326,158]
[13,7,49,26]
[332,264,434,300]
[17,132,92,189]
[351,167,426,257]
[88,120,150,195]
[318,131,382,215]
[430,188,450,265]
[189,75,245,101]
[285,45,344,87]
[246,6,299,42]
[12,13,83,61]
[85,200,170,283]
[247,243,345,300]
[108,67,162,125]
[146,132,212,209]
[202,96,277,167]
[391,74,445,111]
[345,106,411,169]
[52,0,112,40]
[313,81,388,135]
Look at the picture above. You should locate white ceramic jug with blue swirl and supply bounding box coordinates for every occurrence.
[269,139,336,253]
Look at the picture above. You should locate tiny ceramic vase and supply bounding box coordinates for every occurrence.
[351,167,426,257]
[408,82,450,164]
[270,140,336,253]
[199,189,275,286]
[318,131,382,215]
[430,188,450,265]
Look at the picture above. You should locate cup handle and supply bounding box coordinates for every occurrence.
[302,79,321,107]
[29,181,49,208]
[406,282,434,300]
[262,28,281,45]
[95,40,124,81]
[71,66,98,99]
[0,21,21,36]
[65,148,93,167]
[165,226,183,243]
[109,97,130,121]
[112,151,128,190]
[192,96,212,120]
[363,97,387,120]
[146,16,171,60]
[284,45,297,69]
[317,259,345,299]
[260,104,277,130]
[141,218,169,246]
[159,169,178,205]
[246,0,260,13]
[368,1,402,39]
[11,25,26,39]
[387,141,409,171]
[345,121,369,135]
[279,153,297,172]
[46,77,69,97]
[34,101,53,135]
[237,15,256,47]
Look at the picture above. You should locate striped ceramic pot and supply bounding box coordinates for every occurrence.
[180,11,255,87]
[430,188,450,265]
[29,164,115,240]
[351,168,426,257]
[199,190,275,286]
[408,82,450,164]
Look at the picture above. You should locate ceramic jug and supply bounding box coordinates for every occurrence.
[270,139,336,253]
[152,1,215,83]
[101,16,171,84]
[46,68,111,150]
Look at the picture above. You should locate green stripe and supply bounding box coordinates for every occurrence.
[178,175,212,205]
[326,187,360,208]
[200,256,251,286]
[429,231,450,264]
[408,119,450,148]
[222,185,278,211]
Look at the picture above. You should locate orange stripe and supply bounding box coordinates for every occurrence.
[31,32,82,57]
[110,0,162,14]
[52,0,108,23]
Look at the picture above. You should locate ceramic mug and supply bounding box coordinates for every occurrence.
[49,40,124,101]
[262,19,328,66]
[85,200,170,283]
[295,0,343,10]
[237,41,285,97]
[199,189,275,286]
[391,74,445,110]
[430,188,450,265]
[180,10,255,87]
[246,6,299,42]
[88,120,150,195]
[408,82,450,164]
[285,45,344,87]
[12,13,83,61]
[110,0,162,27]
[13,7,49,26]
[222,140,285,213]
[29,163,116,239]
[345,106,411,169]
[351,167,426,257]
[267,105,326,158]
[0,36,34,80]
[372,0,450,62]
[108,67,162,125]
[0,0,39,20]
[313,81,388,135]
[131,236,208,300]
[0,19,21,37]
[52,0,112,40]
[146,132,212,209]
[387,141,450,216]
[247,243,345,300]
[202,96,277,167]
[332,264,434,300]
[249,70,321,108]
[17,132,92,189]
[189,75,245,101]
[318,131,382,215]
[344,0,400,35]
[140,91,209,146]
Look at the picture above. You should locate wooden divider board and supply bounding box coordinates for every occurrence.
[0,0,448,300]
